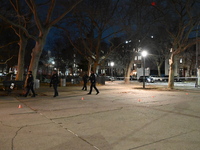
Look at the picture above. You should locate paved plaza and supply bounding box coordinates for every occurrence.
[0,81,200,150]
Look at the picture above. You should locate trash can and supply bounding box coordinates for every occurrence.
[60,78,66,86]
[97,76,105,85]
[34,79,40,89]
[101,76,105,85]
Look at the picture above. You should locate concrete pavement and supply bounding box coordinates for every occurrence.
[0,81,200,150]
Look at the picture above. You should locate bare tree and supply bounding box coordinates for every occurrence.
[144,26,171,76]
[10,1,31,80]
[0,1,33,80]
[0,0,83,79]
[65,0,126,73]
[0,22,18,73]
[120,0,160,83]
[49,33,75,75]
[153,0,200,89]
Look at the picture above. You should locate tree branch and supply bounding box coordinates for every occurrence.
[0,14,36,40]
[49,0,83,27]
[45,0,56,25]
[0,56,15,64]
[0,41,18,48]
[25,0,44,34]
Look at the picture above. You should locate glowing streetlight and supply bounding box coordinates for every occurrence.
[110,62,114,81]
[141,51,148,88]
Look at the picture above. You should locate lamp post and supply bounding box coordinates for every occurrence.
[195,22,200,88]
[110,62,114,81]
[141,51,148,88]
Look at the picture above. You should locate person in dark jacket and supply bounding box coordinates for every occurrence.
[82,72,88,91]
[50,70,59,97]
[88,70,99,95]
[24,71,36,97]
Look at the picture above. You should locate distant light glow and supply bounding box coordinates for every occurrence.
[141,51,148,57]
[151,2,156,6]
[110,62,114,67]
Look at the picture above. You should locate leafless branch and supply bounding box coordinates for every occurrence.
[0,56,15,64]
[0,41,18,48]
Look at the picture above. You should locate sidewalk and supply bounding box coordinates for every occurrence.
[0,81,200,150]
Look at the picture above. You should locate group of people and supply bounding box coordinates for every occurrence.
[24,70,99,97]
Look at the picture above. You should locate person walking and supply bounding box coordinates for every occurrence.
[88,70,99,95]
[24,71,36,97]
[82,72,88,91]
[50,70,59,97]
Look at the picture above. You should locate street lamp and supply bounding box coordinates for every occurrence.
[110,62,114,81]
[141,51,148,88]
[195,22,200,88]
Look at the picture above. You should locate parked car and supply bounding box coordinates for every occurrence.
[138,76,154,83]
[105,76,115,81]
[160,75,169,81]
[150,75,163,82]
[159,75,184,82]
[116,77,124,80]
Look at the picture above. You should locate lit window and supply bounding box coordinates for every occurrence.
[134,56,137,60]
[138,56,142,60]
[180,58,182,64]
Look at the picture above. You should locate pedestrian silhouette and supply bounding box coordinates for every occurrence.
[88,71,99,95]
[50,70,59,97]
[82,72,88,91]
[24,71,36,97]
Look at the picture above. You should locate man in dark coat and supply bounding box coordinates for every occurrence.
[24,71,36,97]
[50,70,59,97]
[88,71,99,95]
[82,72,88,91]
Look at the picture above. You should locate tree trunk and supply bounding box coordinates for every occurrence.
[156,61,163,77]
[124,59,134,84]
[168,53,175,89]
[157,64,161,76]
[93,61,99,74]
[87,61,92,75]
[15,35,27,81]
[28,34,48,79]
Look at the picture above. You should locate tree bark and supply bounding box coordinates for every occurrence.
[28,32,48,78]
[168,53,175,89]
[15,35,27,81]
[93,62,99,73]
[157,62,163,77]
[157,65,161,77]
[87,62,92,75]
[124,59,134,84]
